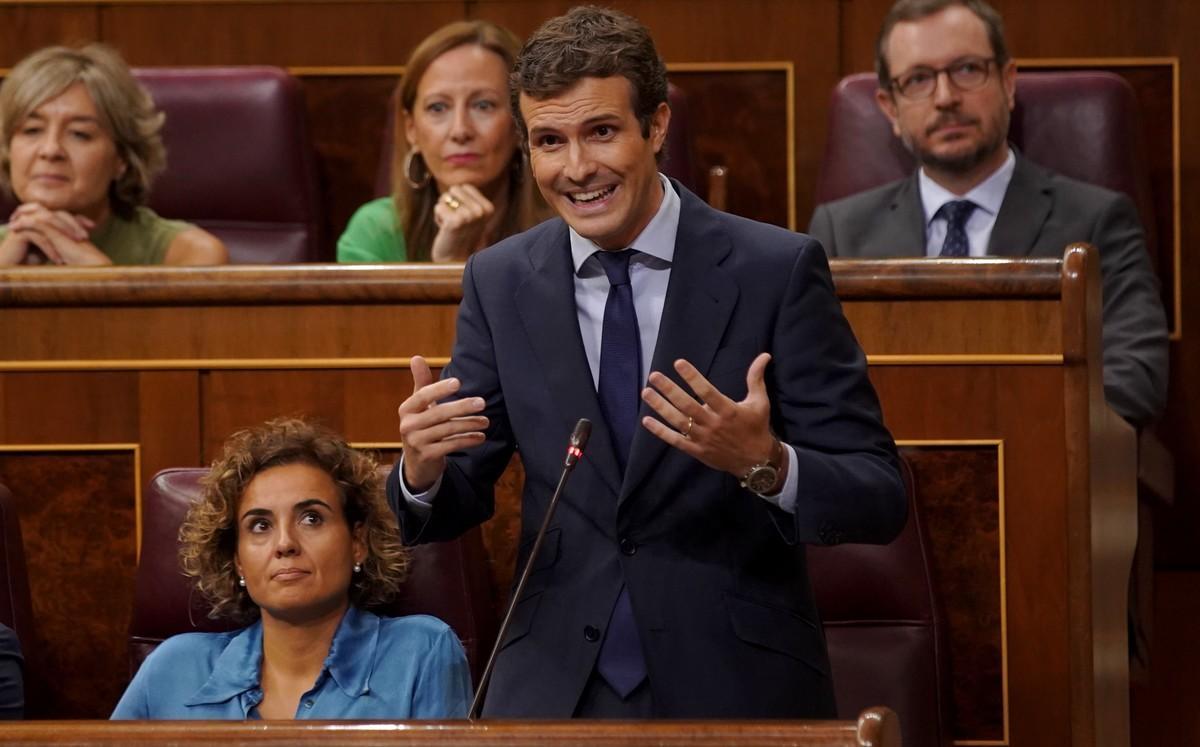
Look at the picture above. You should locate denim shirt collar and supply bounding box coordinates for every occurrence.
[184,606,380,709]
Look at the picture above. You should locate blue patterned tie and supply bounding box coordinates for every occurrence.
[938,200,977,258]
[593,249,648,697]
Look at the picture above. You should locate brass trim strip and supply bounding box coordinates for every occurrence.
[0,357,452,371]
[0,444,143,558]
[868,354,1063,365]
[289,65,404,77]
[1018,56,1183,340]
[900,439,1009,747]
[349,442,404,451]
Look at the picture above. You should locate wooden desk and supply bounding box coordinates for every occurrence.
[0,709,901,746]
[0,249,1134,747]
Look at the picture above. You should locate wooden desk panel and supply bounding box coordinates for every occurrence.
[0,254,1134,747]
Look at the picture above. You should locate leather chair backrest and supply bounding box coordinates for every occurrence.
[374,82,702,197]
[814,71,1159,262]
[130,468,497,684]
[808,458,952,747]
[132,67,326,263]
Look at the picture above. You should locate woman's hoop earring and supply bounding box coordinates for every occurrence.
[404,149,431,190]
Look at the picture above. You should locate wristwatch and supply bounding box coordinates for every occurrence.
[739,438,785,496]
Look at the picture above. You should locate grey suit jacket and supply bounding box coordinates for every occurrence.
[809,155,1168,426]
[389,182,907,718]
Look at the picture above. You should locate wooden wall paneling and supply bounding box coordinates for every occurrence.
[200,368,415,460]
[0,5,99,65]
[902,445,1004,742]
[0,372,139,443]
[297,73,398,243]
[0,449,138,718]
[100,2,464,66]
[876,366,1073,745]
[137,370,201,502]
[669,68,790,228]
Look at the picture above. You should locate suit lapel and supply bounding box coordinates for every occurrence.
[987,155,1053,258]
[514,222,623,498]
[870,173,926,258]
[621,186,738,505]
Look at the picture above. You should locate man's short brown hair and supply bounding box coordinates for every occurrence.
[875,0,1010,90]
[510,6,667,150]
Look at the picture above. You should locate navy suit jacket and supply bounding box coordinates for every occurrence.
[389,183,906,717]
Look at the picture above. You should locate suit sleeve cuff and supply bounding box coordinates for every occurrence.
[398,453,441,518]
[756,444,799,514]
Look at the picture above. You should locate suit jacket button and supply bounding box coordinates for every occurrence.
[583,625,601,642]
[619,537,637,556]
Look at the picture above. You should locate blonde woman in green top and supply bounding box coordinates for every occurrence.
[0,45,226,266]
[338,21,547,264]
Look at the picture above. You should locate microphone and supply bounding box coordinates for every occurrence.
[468,418,591,720]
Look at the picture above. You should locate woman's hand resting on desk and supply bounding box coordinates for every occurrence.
[430,184,497,262]
[0,202,106,265]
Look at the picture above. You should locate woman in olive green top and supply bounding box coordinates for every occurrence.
[338,21,546,263]
[0,45,226,266]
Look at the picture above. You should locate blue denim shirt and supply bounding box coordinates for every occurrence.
[111,606,470,719]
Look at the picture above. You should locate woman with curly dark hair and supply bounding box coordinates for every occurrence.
[112,417,470,719]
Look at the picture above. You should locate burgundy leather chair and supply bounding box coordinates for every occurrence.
[814,70,1159,264]
[808,458,952,747]
[374,82,712,204]
[130,468,498,684]
[132,67,326,263]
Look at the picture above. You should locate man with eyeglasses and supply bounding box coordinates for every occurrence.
[809,0,1168,429]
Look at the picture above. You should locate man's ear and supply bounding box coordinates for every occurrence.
[1001,59,1017,112]
[875,87,902,139]
[649,101,671,154]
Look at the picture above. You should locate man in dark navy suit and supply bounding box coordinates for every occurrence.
[389,6,906,718]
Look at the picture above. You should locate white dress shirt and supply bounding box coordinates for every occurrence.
[920,147,1016,257]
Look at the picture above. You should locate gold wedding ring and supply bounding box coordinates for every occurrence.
[683,416,694,439]
[442,194,461,210]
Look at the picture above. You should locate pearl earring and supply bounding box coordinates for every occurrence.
[353,563,362,573]
[238,576,246,587]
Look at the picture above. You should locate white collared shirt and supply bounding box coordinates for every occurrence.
[919,147,1016,257]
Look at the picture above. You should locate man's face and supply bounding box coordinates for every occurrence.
[520,76,669,251]
[876,5,1016,181]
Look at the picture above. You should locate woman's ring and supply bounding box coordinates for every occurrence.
[683,417,694,439]
[443,195,461,210]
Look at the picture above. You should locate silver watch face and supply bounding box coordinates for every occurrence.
[743,465,778,494]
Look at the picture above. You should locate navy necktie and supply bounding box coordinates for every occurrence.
[595,249,641,471]
[592,249,648,697]
[938,199,977,258]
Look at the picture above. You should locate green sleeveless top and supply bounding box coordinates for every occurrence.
[0,206,193,265]
[337,197,409,263]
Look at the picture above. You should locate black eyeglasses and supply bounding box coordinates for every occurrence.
[890,57,997,99]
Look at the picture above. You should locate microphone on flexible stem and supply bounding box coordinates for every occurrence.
[468,418,591,720]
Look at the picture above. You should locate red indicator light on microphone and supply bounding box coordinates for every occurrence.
[566,445,583,459]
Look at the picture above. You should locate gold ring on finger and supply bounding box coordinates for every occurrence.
[683,416,694,439]
[443,195,461,210]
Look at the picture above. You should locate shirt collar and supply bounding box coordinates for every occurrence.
[184,606,379,706]
[918,146,1015,227]
[569,172,680,274]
